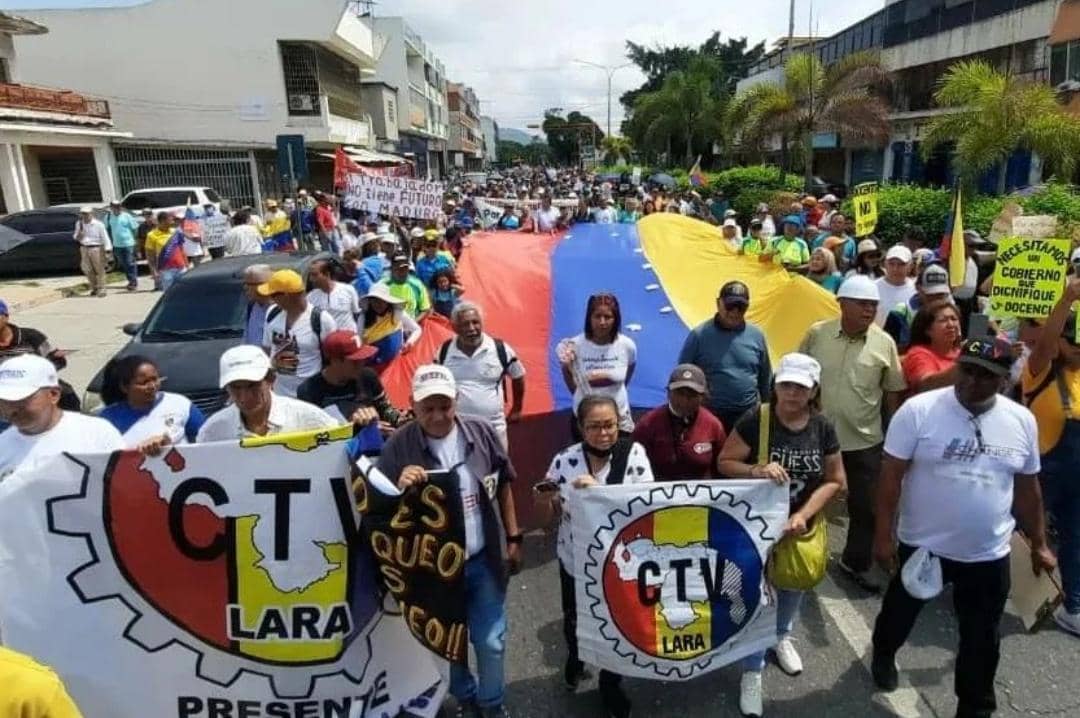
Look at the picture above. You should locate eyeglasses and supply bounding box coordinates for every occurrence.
[582,421,618,433]
[968,415,985,454]
[723,301,748,312]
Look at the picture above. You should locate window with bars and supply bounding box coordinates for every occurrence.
[114,145,256,209]
[279,42,321,117]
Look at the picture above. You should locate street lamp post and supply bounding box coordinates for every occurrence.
[573,60,633,138]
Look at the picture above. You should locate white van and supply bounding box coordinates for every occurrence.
[119,187,225,217]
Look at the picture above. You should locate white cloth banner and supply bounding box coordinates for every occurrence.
[341,174,446,221]
[472,197,577,230]
[0,428,444,718]
[572,480,788,681]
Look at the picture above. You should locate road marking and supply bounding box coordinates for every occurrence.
[815,574,926,718]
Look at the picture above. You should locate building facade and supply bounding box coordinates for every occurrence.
[481,115,499,166]
[447,82,483,171]
[365,17,448,180]
[12,0,381,207]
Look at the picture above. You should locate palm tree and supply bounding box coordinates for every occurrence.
[601,135,633,165]
[728,51,892,190]
[630,56,725,165]
[922,60,1080,194]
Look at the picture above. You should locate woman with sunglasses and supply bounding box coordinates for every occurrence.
[903,304,963,395]
[99,354,206,453]
[534,395,653,718]
[846,238,884,279]
[558,293,637,437]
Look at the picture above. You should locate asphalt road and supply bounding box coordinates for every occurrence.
[7,282,1079,718]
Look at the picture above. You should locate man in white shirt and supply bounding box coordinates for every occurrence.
[0,354,124,479]
[260,269,336,398]
[73,207,112,297]
[225,210,265,256]
[307,258,360,333]
[874,245,916,326]
[531,195,562,233]
[197,345,337,442]
[435,301,525,450]
[592,198,618,224]
[871,338,1056,716]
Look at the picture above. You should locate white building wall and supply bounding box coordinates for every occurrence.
[12,0,375,147]
[735,65,786,95]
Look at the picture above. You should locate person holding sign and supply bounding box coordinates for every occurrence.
[1021,276,1080,637]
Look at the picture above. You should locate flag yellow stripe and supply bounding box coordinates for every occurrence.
[652,506,712,659]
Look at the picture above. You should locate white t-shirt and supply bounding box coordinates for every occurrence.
[426,426,485,557]
[196,393,338,443]
[307,283,360,334]
[108,392,198,447]
[884,387,1040,562]
[571,333,637,432]
[534,206,560,232]
[952,257,979,301]
[874,277,916,326]
[593,207,618,224]
[547,441,654,572]
[438,335,525,437]
[0,412,124,481]
[263,306,337,398]
[224,225,264,256]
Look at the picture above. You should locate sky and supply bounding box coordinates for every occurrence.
[1,0,886,132]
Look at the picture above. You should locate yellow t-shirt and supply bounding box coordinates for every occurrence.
[0,646,83,718]
[144,227,173,257]
[1021,362,1080,454]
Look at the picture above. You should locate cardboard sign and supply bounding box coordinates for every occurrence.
[342,175,446,220]
[852,183,878,237]
[988,237,1071,318]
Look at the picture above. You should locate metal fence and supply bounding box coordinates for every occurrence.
[114,145,258,208]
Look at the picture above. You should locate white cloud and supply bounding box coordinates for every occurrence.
[388,0,885,133]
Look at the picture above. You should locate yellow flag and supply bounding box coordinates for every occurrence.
[948,184,965,289]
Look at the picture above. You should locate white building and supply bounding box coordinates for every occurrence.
[12,0,382,207]
[481,115,499,166]
[365,17,448,179]
[0,11,129,213]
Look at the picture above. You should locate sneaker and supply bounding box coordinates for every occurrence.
[480,706,510,718]
[739,671,763,717]
[773,637,803,676]
[453,700,480,718]
[838,558,884,593]
[1053,605,1080,637]
[563,659,590,691]
[871,652,899,692]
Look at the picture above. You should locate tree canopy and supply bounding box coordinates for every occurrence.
[542,109,604,166]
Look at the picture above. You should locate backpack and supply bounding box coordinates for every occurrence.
[437,338,517,393]
[267,305,325,364]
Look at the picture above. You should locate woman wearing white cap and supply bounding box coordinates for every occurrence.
[845,238,884,279]
[359,283,422,366]
[717,352,846,718]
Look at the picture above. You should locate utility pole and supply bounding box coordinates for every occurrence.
[573,60,633,137]
[788,0,796,50]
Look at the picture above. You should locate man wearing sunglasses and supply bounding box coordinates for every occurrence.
[678,280,772,433]
[871,337,1055,718]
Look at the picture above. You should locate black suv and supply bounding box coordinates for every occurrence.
[0,206,115,276]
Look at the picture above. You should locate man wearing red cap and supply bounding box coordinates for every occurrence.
[297,330,404,430]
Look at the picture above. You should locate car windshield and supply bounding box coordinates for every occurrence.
[123,191,195,211]
[141,280,246,342]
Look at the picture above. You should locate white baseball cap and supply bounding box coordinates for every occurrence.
[857,239,879,255]
[885,245,913,263]
[412,364,457,402]
[219,345,271,388]
[1071,246,1080,265]
[723,218,738,228]
[836,275,881,302]
[774,352,822,388]
[0,354,59,401]
[410,227,425,238]
[724,209,738,218]
[821,193,839,204]
[79,206,94,215]
[919,264,952,295]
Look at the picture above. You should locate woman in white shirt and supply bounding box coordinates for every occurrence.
[558,292,637,438]
[533,395,654,718]
[99,355,206,451]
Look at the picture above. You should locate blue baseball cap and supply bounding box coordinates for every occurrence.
[781,214,804,230]
[0,299,8,316]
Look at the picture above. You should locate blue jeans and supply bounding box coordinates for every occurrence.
[113,246,137,286]
[160,267,183,291]
[1041,420,1080,614]
[450,556,507,709]
[741,589,804,671]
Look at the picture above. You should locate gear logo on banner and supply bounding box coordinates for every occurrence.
[47,427,384,699]
[581,483,774,679]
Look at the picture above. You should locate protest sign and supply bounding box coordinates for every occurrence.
[988,237,1071,318]
[355,457,469,664]
[573,481,787,680]
[342,174,446,221]
[852,183,878,237]
[0,428,444,718]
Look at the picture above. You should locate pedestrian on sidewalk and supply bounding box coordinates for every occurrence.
[72,206,111,297]
[200,202,229,260]
[105,200,140,291]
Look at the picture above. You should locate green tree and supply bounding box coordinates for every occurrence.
[601,135,633,165]
[922,60,1080,194]
[629,56,726,165]
[542,109,604,166]
[727,51,892,189]
[496,140,550,166]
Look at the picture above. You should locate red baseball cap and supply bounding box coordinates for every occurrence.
[322,330,377,362]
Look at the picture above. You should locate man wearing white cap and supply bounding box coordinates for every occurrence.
[819,193,839,227]
[374,364,521,718]
[884,263,953,352]
[73,206,111,297]
[196,345,337,443]
[0,355,123,478]
[800,275,906,592]
[874,245,916,326]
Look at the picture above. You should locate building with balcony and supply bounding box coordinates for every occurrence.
[0,11,130,213]
[448,83,483,171]
[481,116,499,166]
[736,0,1061,192]
[365,17,449,179]
[11,0,382,207]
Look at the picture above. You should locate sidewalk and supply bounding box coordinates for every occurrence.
[0,272,127,312]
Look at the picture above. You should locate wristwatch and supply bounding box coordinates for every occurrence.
[506,533,524,545]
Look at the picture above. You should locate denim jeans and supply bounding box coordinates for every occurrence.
[160,267,183,291]
[113,246,137,286]
[741,589,804,671]
[450,556,507,709]
[1041,420,1080,614]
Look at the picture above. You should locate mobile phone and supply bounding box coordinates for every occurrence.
[968,313,991,338]
[532,479,560,495]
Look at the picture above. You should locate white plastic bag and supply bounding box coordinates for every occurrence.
[901,546,944,600]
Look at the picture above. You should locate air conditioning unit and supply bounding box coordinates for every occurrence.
[288,93,316,112]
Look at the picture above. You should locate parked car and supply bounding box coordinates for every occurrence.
[120,186,226,217]
[0,206,115,276]
[83,252,334,415]
[807,176,847,200]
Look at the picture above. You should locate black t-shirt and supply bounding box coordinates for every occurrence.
[296,368,385,418]
[734,407,840,512]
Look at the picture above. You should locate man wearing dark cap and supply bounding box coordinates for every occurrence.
[678,281,772,432]
[871,337,1056,717]
[631,363,727,480]
[375,254,431,321]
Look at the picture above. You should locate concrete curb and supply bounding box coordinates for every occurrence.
[3,277,130,313]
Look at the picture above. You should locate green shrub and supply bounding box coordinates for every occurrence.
[712,165,801,198]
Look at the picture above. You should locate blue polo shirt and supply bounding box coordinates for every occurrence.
[677,318,772,416]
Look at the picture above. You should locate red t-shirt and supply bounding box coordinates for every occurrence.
[902,344,959,387]
[631,405,727,481]
[315,204,336,233]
